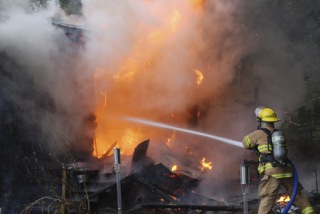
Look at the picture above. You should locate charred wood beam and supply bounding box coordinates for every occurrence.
[133,175,177,204]
[99,141,117,160]
[51,17,89,31]
[131,139,151,173]
[87,173,134,201]
[51,18,88,43]
[141,204,243,212]
[88,174,177,204]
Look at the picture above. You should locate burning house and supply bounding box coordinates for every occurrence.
[1,1,320,214]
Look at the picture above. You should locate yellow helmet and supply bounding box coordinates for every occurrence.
[258,107,280,122]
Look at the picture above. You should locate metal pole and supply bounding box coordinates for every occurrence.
[60,165,67,214]
[114,148,122,214]
[240,160,250,214]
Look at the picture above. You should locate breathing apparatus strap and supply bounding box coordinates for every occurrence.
[259,128,274,152]
[256,128,282,167]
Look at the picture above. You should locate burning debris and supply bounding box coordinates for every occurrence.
[271,194,298,214]
[86,141,242,213]
[22,140,243,213]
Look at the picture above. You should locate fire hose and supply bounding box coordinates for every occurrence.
[281,159,298,214]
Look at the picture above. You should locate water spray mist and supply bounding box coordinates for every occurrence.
[123,117,243,148]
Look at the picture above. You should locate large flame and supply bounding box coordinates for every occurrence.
[92,1,206,157]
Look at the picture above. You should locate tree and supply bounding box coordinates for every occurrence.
[282,90,320,194]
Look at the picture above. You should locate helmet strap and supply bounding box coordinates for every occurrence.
[257,119,262,130]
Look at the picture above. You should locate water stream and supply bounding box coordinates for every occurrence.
[123,117,243,148]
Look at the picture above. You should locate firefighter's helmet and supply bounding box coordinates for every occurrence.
[255,107,280,122]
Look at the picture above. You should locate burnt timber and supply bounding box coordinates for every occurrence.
[62,140,243,213]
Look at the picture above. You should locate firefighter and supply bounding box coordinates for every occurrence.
[242,107,314,214]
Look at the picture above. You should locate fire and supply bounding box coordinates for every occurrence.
[93,126,143,157]
[277,195,290,204]
[91,1,207,158]
[194,69,204,85]
[166,131,176,149]
[171,164,178,172]
[200,157,213,171]
[189,0,206,10]
[92,138,98,157]
[112,57,140,83]
[100,91,107,108]
[169,10,182,32]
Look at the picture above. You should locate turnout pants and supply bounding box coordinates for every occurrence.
[258,175,314,214]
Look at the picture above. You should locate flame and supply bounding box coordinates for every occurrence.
[200,157,213,171]
[194,69,204,85]
[277,195,290,203]
[91,1,206,157]
[171,164,178,172]
[92,138,98,157]
[166,131,177,149]
[189,0,206,10]
[100,91,107,108]
[169,10,182,32]
[112,57,139,83]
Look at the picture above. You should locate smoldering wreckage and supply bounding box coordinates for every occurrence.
[1,5,320,214]
[57,140,245,214]
[18,134,317,214]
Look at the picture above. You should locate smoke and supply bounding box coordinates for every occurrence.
[0,0,317,203]
[0,3,95,158]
